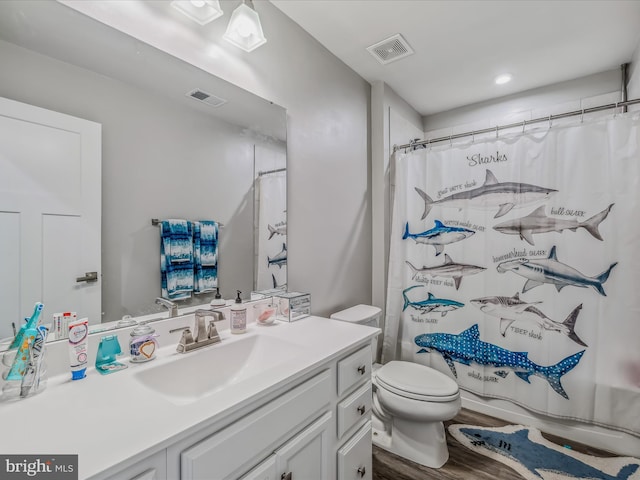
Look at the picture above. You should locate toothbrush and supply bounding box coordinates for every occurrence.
[20,325,49,397]
[5,327,37,381]
[9,303,44,350]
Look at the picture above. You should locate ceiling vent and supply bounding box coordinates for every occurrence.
[186,89,227,108]
[366,34,414,65]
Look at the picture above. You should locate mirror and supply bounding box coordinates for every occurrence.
[0,1,287,343]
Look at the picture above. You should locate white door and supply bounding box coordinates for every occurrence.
[0,96,101,338]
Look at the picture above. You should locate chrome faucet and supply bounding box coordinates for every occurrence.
[155,297,178,318]
[176,309,225,353]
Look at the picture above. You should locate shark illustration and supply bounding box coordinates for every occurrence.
[414,324,585,398]
[470,294,587,346]
[415,169,557,220]
[402,285,464,316]
[267,243,287,268]
[406,255,485,290]
[402,220,475,256]
[497,246,617,296]
[268,223,287,240]
[493,204,614,246]
[453,425,640,480]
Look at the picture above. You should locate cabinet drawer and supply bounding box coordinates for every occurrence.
[337,382,371,438]
[239,455,276,480]
[337,422,372,480]
[337,345,371,396]
[181,370,331,480]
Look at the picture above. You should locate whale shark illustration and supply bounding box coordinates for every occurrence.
[470,293,587,346]
[406,254,485,290]
[267,243,287,268]
[496,246,617,296]
[402,220,475,256]
[414,324,584,398]
[402,285,464,316]
[493,204,614,246]
[452,425,640,480]
[415,169,557,220]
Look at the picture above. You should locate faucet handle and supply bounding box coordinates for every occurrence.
[207,320,221,342]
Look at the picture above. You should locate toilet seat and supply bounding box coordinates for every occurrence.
[375,361,459,403]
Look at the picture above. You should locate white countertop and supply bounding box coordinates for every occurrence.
[0,316,379,479]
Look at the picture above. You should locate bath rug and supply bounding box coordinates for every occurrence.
[448,424,640,480]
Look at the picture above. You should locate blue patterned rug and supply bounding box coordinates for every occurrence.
[448,424,640,480]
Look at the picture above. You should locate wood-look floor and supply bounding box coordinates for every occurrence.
[372,408,615,480]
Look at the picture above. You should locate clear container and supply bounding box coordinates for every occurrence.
[253,303,278,326]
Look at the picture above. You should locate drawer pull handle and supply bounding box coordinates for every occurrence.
[357,365,366,375]
[357,466,366,477]
[281,473,292,480]
[357,405,366,415]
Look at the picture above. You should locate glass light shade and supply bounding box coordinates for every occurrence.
[170,0,223,25]
[223,2,267,52]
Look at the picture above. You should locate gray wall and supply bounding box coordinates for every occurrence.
[197,2,373,316]
[0,39,284,322]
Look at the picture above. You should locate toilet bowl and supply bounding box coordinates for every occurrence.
[330,305,461,469]
[371,360,461,468]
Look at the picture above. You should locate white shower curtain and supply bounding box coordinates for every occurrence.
[255,171,287,291]
[383,112,640,435]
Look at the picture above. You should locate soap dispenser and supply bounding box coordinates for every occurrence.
[230,290,247,334]
[210,287,226,308]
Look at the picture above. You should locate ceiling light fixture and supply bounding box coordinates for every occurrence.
[170,0,223,25]
[223,0,267,52]
[494,73,513,85]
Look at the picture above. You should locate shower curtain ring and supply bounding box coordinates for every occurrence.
[522,120,526,134]
[495,125,499,138]
[449,135,453,146]
[548,115,552,129]
[471,130,475,143]
[580,109,584,123]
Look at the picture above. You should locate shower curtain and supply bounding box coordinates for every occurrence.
[383,113,640,435]
[255,171,287,291]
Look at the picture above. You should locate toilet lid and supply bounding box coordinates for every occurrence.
[376,361,459,402]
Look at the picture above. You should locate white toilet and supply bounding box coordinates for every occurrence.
[330,305,461,468]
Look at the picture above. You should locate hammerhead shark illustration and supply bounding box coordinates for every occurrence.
[406,254,485,290]
[402,220,475,256]
[402,285,464,316]
[493,204,614,246]
[415,324,584,399]
[415,169,557,220]
[497,246,617,296]
[470,293,587,346]
[453,425,639,480]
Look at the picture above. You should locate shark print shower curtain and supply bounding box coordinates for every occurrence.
[383,113,640,435]
[255,170,287,291]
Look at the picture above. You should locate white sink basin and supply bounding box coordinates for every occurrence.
[134,334,305,405]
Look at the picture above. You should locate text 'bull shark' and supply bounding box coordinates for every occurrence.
[402,220,475,256]
[497,246,617,296]
[415,169,557,220]
[414,324,584,399]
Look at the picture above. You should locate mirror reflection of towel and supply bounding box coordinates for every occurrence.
[193,220,218,293]
[160,220,194,299]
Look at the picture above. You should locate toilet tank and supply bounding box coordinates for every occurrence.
[330,304,382,362]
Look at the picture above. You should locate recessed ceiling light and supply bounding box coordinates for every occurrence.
[495,74,513,85]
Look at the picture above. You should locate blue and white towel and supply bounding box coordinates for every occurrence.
[193,220,219,293]
[160,220,194,299]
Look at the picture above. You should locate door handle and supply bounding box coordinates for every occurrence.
[76,271,98,283]
[357,466,366,477]
[281,472,292,480]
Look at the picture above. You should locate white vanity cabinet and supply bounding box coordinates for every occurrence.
[101,450,167,480]
[334,344,373,480]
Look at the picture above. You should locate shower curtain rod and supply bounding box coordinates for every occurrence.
[394,97,640,152]
[258,167,286,176]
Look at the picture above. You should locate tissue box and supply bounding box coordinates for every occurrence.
[274,292,311,322]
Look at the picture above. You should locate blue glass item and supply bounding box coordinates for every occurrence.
[95,335,128,375]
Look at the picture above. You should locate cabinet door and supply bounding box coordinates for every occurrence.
[239,455,277,480]
[337,422,372,480]
[275,412,332,480]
